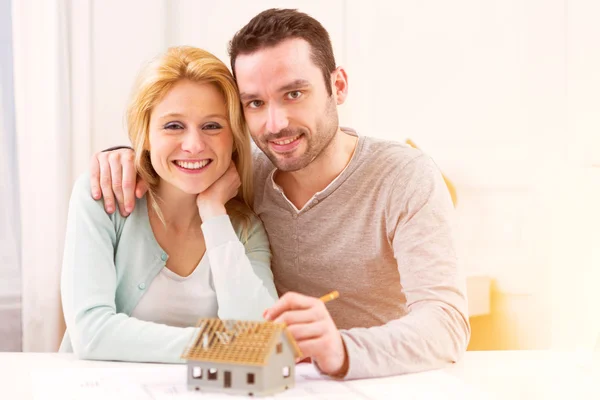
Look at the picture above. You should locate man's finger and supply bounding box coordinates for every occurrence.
[121,153,136,214]
[286,321,327,341]
[108,154,126,216]
[99,154,115,214]
[264,292,318,321]
[295,337,325,359]
[273,307,322,326]
[90,154,102,199]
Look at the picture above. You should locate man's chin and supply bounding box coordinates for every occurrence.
[271,157,310,172]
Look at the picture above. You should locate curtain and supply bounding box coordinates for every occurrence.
[0,0,22,352]
[12,0,73,351]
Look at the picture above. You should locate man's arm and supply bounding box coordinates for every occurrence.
[339,154,470,379]
[89,147,147,217]
[264,154,470,380]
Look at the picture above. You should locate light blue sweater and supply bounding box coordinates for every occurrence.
[59,173,278,363]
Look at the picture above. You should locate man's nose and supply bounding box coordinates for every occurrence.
[266,104,289,134]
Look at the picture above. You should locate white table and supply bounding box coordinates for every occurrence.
[1,351,599,399]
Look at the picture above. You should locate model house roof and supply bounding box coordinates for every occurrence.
[181,318,302,366]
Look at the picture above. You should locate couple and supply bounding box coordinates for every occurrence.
[60,9,470,379]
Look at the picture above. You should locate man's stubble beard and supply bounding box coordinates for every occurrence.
[260,96,339,172]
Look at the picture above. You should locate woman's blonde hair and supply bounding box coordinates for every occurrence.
[126,46,254,231]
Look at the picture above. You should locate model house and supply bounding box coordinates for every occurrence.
[181,318,302,396]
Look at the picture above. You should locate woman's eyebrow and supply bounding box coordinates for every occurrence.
[157,112,227,120]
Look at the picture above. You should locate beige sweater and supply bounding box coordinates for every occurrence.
[252,129,470,379]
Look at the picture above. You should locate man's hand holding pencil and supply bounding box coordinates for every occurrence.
[263,290,348,378]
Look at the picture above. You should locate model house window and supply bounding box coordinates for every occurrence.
[192,366,202,379]
[282,366,290,378]
[247,373,255,384]
[276,343,283,353]
[208,368,218,380]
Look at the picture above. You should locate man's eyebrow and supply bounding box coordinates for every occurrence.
[239,80,311,102]
[239,92,257,102]
[278,79,311,92]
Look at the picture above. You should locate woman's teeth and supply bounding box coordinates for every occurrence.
[175,160,210,170]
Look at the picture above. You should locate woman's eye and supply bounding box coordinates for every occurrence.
[203,123,222,130]
[164,123,183,130]
[287,91,302,100]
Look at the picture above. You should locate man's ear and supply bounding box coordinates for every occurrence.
[331,67,349,105]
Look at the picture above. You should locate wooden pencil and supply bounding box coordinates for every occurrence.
[319,290,339,303]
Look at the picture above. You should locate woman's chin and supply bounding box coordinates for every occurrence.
[157,176,211,196]
[178,184,208,196]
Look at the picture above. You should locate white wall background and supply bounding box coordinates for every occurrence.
[11,0,600,351]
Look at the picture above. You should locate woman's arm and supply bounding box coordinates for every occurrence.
[202,214,278,320]
[194,162,278,320]
[61,174,196,362]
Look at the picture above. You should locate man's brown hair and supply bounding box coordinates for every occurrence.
[228,8,337,95]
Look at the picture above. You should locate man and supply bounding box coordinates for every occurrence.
[90,8,470,379]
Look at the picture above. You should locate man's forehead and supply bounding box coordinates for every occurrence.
[235,39,318,73]
[235,40,320,92]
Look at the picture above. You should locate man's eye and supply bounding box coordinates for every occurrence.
[287,91,302,100]
[164,123,183,130]
[247,100,264,109]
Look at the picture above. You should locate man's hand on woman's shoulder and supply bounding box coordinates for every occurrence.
[89,148,147,217]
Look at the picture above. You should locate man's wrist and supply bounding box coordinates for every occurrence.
[314,334,350,378]
[329,337,350,378]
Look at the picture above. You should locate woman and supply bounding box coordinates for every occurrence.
[59,46,278,362]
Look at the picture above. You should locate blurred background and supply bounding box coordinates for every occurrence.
[1,0,599,353]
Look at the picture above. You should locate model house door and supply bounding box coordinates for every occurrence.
[224,371,231,388]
